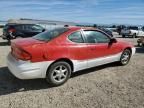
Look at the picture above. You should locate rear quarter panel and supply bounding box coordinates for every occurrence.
[41,28,88,61]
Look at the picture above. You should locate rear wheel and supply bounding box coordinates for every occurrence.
[46,61,71,86]
[119,49,131,65]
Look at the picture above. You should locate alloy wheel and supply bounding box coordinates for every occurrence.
[51,65,68,83]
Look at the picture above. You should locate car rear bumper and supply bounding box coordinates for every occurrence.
[7,53,52,79]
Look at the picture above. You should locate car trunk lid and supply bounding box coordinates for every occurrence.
[11,38,46,47]
[11,38,46,60]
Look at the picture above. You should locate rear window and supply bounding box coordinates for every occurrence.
[33,28,68,41]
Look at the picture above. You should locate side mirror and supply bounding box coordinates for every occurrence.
[110,38,117,43]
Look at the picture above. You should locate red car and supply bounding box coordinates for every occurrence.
[7,27,135,86]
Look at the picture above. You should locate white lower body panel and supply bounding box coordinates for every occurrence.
[72,52,122,72]
[73,47,135,72]
[7,47,135,79]
[132,47,136,56]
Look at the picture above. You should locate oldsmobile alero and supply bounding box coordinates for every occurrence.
[7,27,135,86]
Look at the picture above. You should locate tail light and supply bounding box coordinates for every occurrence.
[19,49,32,60]
[11,47,32,61]
[8,28,16,33]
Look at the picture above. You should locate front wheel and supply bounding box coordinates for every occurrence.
[133,33,137,38]
[119,49,131,65]
[46,61,71,86]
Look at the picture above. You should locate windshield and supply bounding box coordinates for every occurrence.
[33,28,68,41]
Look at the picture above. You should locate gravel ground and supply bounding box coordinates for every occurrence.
[0,30,144,108]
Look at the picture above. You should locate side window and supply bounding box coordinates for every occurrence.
[24,25,32,30]
[84,31,110,43]
[23,25,28,30]
[31,25,43,31]
[15,25,21,30]
[68,31,84,43]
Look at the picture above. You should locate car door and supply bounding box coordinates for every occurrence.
[67,30,89,71]
[21,25,42,37]
[20,25,32,37]
[83,30,121,68]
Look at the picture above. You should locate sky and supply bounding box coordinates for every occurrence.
[0,0,144,25]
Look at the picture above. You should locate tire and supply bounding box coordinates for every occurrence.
[122,35,125,38]
[46,61,71,86]
[119,49,131,65]
[133,33,137,38]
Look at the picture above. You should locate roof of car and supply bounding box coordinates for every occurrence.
[6,23,37,26]
[67,26,113,37]
[68,26,99,31]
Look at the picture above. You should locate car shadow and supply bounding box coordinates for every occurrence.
[0,63,119,96]
[136,47,144,53]
[71,62,118,78]
[0,67,50,96]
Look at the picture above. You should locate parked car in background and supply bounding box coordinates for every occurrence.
[2,23,45,41]
[7,27,135,86]
[116,25,126,35]
[106,27,117,32]
[121,26,144,38]
[99,27,113,37]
